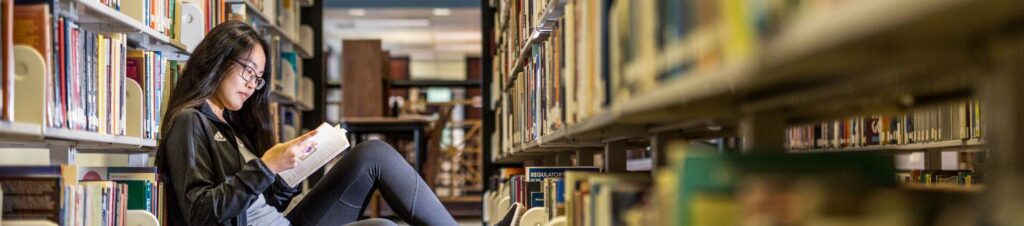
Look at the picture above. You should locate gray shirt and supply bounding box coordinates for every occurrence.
[237,138,292,226]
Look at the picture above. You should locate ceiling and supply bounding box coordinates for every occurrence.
[324,0,479,8]
[322,6,482,61]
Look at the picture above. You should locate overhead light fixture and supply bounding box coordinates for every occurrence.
[348,8,366,16]
[353,19,431,28]
[432,8,452,16]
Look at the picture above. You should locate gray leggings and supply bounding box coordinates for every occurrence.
[285,140,458,226]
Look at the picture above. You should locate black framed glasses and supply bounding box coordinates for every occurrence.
[229,58,265,90]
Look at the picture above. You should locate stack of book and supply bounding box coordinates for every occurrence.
[119,0,185,40]
[2,0,184,139]
[126,50,181,139]
[785,100,984,151]
[0,166,165,225]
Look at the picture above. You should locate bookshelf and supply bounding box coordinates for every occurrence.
[482,0,1024,225]
[489,0,1019,157]
[71,0,188,55]
[224,0,311,59]
[0,0,325,224]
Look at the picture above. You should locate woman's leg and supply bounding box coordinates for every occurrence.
[285,140,458,226]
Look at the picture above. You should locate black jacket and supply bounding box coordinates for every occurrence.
[159,103,298,226]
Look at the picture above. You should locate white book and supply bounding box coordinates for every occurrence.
[279,122,351,187]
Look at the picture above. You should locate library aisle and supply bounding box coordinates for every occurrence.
[2,0,1024,226]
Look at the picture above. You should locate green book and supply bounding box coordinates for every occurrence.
[115,180,152,212]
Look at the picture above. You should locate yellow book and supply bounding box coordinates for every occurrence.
[720,0,756,63]
[97,34,107,134]
[563,0,576,124]
[120,0,146,26]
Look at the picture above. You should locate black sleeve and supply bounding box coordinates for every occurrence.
[163,111,278,225]
[263,175,300,211]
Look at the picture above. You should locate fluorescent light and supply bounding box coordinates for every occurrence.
[353,19,430,28]
[348,8,366,16]
[432,8,452,16]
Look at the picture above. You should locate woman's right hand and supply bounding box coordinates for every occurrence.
[261,130,318,174]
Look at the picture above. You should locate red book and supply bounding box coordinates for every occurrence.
[1,0,11,120]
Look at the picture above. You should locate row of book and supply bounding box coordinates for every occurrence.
[127,50,181,139]
[785,100,984,151]
[487,143,980,226]
[491,0,874,155]
[485,166,657,226]
[48,12,130,134]
[0,166,165,226]
[898,170,980,187]
[122,0,184,41]
[202,0,229,33]
[0,0,182,139]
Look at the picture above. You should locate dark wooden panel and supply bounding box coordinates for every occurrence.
[388,57,410,100]
[466,57,483,119]
[342,40,386,118]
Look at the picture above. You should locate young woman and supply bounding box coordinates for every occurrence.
[157,21,458,226]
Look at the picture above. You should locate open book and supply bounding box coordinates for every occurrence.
[279,122,351,187]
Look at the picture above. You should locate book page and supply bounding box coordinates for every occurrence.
[279,122,350,187]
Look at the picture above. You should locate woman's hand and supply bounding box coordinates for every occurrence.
[261,130,318,174]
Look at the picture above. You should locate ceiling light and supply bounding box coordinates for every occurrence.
[348,8,366,16]
[353,19,431,28]
[432,8,452,16]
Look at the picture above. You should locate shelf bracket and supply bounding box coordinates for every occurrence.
[49,144,76,165]
[555,152,572,166]
[739,111,787,153]
[575,149,598,166]
[651,131,685,169]
[604,140,627,173]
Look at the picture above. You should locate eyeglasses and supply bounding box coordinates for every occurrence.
[229,58,265,90]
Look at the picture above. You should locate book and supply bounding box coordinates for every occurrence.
[785,100,984,151]
[525,166,601,182]
[11,1,51,126]
[0,166,77,225]
[278,122,351,187]
[1,0,10,120]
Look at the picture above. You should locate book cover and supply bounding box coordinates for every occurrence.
[106,167,158,182]
[524,166,600,182]
[115,180,150,212]
[0,166,65,223]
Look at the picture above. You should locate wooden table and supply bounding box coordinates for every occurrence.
[340,117,432,177]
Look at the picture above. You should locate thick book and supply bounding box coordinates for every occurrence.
[1,0,11,120]
[279,122,351,187]
[525,166,600,182]
[0,166,69,224]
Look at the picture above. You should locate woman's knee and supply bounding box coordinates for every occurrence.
[349,140,404,163]
[342,218,398,226]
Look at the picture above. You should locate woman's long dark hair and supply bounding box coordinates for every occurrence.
[157,21,275,169]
